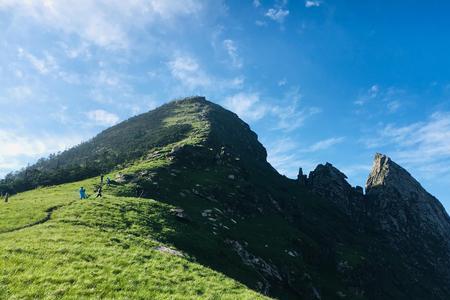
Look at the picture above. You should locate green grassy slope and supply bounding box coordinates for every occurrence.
[0,179,267,299]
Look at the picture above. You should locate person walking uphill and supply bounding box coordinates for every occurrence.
[95,185,103,198]
[79,187,87,199]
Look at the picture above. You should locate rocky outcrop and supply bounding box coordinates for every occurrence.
[297,154,450,298]
[297,168,308,186]
[366,153,450,240]
[299,163,365,216]
[225,239,282,295]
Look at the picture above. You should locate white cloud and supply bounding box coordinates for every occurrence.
[0,0,204,49]
[18,48,58,75]
[253,0,261,8]
[0,129,81,158]
[224,87,321,131]
[265,137,318,177]
[370,84,379,94]
[387,100,401,113]
[271,87,321,131]
[86,109,120,126]
[340,164,372,179]
[255,20,267,26]
[363,111,450,179]
[17,47,81,84]
[354,84,405,114]
[265,8,289,23]
[223,39,243,68]
[278,78,287,86]
[167,54,212,90]
[60,42,92,59]
[0,129,83,177]
[271,105,320,131]
[307,137,345,152]
[305,1,322,8]
[224,92,267,121]
[265,136,345,178]
[229,76,245,88]
[354,84,379,106]
[0,157,23,172]
[6,85,33,102]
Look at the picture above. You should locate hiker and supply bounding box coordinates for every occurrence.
[95,185,103,198]
[79,187,87,199]
[100,174,104,184]
[4,192,9,203]
[106,177,111,186]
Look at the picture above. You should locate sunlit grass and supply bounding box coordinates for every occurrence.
[0,178,266,299]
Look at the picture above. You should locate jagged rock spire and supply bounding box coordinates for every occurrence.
[366,153,423,196]
[366,153,450,238]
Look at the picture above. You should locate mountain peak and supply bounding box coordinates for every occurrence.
[366,152,450,239]
[366,153,421,195]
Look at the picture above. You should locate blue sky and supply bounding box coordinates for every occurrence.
[1,0,450,210]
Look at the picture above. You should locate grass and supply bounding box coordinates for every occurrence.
[0,178,267,300]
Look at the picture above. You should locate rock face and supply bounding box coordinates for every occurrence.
[303,163,365,216]
[297,153,450,298]
[365,153,450,297]
[366,153,450,240]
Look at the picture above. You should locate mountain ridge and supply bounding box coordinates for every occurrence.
[1,96,450,299]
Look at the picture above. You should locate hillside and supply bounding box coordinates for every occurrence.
[1,97,450,299]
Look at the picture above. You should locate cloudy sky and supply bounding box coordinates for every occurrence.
[1,0,450,210]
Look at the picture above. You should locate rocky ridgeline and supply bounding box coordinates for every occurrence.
[297,154,450,238]
[297,163,365,216]
[299,153,450,297]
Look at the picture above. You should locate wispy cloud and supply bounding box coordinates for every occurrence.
[354,84,406,115]
[354,84,379,106]
[224,92,267,121]
[18,47,58,75]
[5,85,33,103]
[265,136,343,177]
[0,129,83,177]
[306,137,345,152]
[17,47,81,84]
[362,111,450,179]
[265,8,289,23]
[272,104,321,131]
[386,100,401,113]
[266,138,317,177]
[1,0,204,49]
[167,54,212,90]
[271,87,321,131]
[255,20,267,27]
[278,78,287,86]
[86,109,120,126]
[223,39,243,69]
[305,1,322,8]
[223,87,321,132]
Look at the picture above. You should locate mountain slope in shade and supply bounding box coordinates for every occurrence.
[1,97,449,299]
[365,153,450,297]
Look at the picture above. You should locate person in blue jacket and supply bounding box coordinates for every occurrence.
[79,187,87,199]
